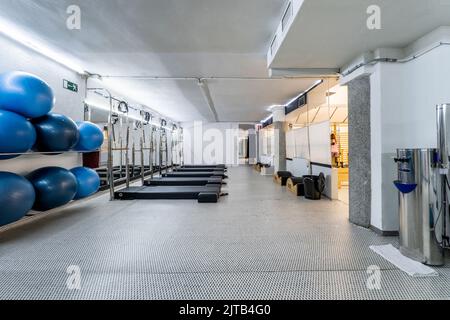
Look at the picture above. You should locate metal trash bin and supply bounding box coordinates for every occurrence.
[303,173,326,200]
[393,148,444,266]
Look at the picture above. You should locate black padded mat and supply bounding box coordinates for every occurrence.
[145,177,223,186]
[114,185,221,200]
[174,168,226,172]
[165,171,228,178]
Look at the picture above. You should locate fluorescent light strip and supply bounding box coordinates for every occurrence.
[260,79,323,123]
[260,115,273,123]
[285,79,323,106]
[84,100,111,112]
[85,100,144,122]
[0,16,86,74]
[267,104,284,112]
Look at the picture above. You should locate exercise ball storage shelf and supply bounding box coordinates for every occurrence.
[0,71,104,229]
[0,192,103,233]
[0,154,103,229]
[0,149,101,157]
[0,147,103,229]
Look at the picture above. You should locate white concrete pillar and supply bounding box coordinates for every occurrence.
[271,106,286,172]
[272,106,286,122]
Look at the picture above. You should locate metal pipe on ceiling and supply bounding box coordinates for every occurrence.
[98,75,330,81]
[197,79,219,122]
[340,42,450,77]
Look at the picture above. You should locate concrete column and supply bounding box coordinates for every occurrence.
[248,128,256,164]
[255,125,261,163]
[348,76,371,228]
[272,106,286,172]
[272,106,286,122]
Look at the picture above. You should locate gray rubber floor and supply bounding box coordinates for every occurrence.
[0,166,449,300]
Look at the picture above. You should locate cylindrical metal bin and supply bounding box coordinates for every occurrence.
[394,148,444,266]
[436,104,450,246]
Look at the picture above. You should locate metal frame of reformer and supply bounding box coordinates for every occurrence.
[111,120,182,200]
[87,86,225,203]
[144,176,225,187]
[172,167,227,172]
[164,171,228,179]
[114,185,222,202]
[112,128,224,202]
[86,86,184,201]
[182,165,227,169]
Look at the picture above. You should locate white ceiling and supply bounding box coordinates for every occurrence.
[270,0,450,69]
[0,0,320,122]
[208,78,317,122]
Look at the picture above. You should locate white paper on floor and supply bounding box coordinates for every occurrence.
[369,244,439,277]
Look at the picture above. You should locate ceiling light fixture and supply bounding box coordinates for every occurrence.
[0,16,86,74]
[259,80,323,123]
[260,115,273,123]
[267,105,284,112]
[84,100,111,112]
[285,79,323,106]
[198,79,219,122]
[84,100,147,122]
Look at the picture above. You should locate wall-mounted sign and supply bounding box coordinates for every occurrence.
[63,79,78,92]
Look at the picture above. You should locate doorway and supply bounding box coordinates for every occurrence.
[328,84,349,205]
[239,124,255,165]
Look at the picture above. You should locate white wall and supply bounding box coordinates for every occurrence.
[248,129,257,164]
[309,121,331,165]
[0,34,84,175]
[182,121,239,166]
[370,64,383,229]
[286,122,331,163]
[259,127,275,158]
[293,127,309,159]
[369,43,450,231]
[283,122,336,199]
[286,158,310,176]
[285,127,310,178]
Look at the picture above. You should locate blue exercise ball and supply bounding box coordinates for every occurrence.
[0,172,35,226]
[26,167,77,211]
[74,121,104,151]
[0,71,54,118]
[32,113,80,152]
[70,167,100,199]
[0,110,36,160]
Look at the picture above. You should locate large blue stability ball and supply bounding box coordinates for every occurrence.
[70,167,100,199]
[26,167,77,211]
[0,110,36,160]
[0,71,54,118]
[74,121,104,151]
[32,113,80,152]
[0,172,35,226]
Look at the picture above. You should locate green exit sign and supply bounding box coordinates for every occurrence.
[63,79,78,92]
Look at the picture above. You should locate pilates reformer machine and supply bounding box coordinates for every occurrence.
[113,121,228,202]
[92,97,228,203]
